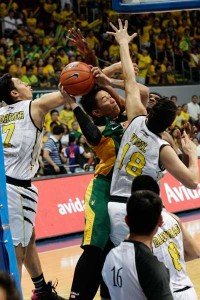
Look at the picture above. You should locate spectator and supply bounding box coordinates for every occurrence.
[45,109,61,132]
[57,47,69,66]
[172,105,186,129]
[137,48,152,84]
[77,134,95,171]
[163,64,176,84]
[61,124,70,147]
[86,30,100,52]
[43,125,67,176]
[59,103,75,130]
[187,95,200,125]
[3,9,18,37]
[0,46,6,74]
[21,66,38,87]
[49,70,62,88]
[70,120,82,140]
[43,56,55,79]
[62,132,92,173]
[170,95,178,106]
[8,57,23,78]
[37,66,50,88]
[181,103,190,122]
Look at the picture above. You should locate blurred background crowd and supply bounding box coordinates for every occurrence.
[0,0,200,176]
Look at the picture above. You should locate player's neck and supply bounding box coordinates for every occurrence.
[128,233,153,249]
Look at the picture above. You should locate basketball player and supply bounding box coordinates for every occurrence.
[107,19,198,243]
[110,174,199,299]
[65,29,149,300]
[102,190,173,300]
[0,74,67,300]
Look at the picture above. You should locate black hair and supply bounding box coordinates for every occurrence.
[50,121,58,128]
[79,85,106,119]
[147,97,177,134]
[131,175,160,195]
[149,91,162,99]
[69,132,76,143]
[52,124,65,135]
[0,271,20,300]
[170,95,177,100]
[50,109,59,115]
[127,190,162,235]
[0,73,16,105]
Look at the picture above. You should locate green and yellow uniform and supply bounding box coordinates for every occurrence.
[82,115,127,250]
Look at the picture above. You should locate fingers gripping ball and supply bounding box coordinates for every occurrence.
[60,62,95,96]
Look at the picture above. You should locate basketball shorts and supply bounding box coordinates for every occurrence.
[7,183,38,247]
[173,286,198,300]
[108,202,128,246]
[82,177,110,250]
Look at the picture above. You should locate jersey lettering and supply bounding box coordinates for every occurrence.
[119,143,146,176]
[111,266,123,287]
[2,123,15,147]
[168,241,183,271]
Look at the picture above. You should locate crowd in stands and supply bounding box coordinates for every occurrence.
[0,0,200,86]
[0,0,200,176]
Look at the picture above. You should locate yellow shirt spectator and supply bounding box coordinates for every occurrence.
[59,104,75,130]
[137,51,152,78]
[109,41,120,58]
[86,32,99,50]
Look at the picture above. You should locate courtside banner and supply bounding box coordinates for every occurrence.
[34,161,200,240]
[160,159,200,213]
[34,174,93,239]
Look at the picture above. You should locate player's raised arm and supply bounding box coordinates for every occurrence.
[31,88,70,129]
[67,28,97,66]
[160,131,199,189]
[107,19,146,122]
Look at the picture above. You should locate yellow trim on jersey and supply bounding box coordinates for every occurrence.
[93,136,117,177]
[83,180,95,245]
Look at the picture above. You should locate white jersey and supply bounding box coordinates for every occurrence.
[153,210,194,292]
[102,240,172,300]
[0,100,43,180]
[110,115,169,198]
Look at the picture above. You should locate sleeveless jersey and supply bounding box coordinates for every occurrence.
[0,100,43,180]
[93,114,127,181]
[152,210,194,292]
[110,115,169,198]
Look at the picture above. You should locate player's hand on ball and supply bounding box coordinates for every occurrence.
[92,67,111,87]
[107,19,137,45]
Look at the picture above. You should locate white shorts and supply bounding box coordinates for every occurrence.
[108,202,129,246]
[7,183,38,247]
[173,286,198,300]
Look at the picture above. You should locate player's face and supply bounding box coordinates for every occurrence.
[95,91,120,118]
[12,78,33,100]
[147,93,161,110]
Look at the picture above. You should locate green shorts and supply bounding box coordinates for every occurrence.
[82,177,111,250]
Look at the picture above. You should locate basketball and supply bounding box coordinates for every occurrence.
[60,62,95,96]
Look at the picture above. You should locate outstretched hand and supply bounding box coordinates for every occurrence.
[107,19,137,45]
[66,28,90,54]
[181,130,197,156]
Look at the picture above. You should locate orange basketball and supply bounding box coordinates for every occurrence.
[60,62,95,96]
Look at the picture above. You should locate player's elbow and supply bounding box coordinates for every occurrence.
[185,179,198,190]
